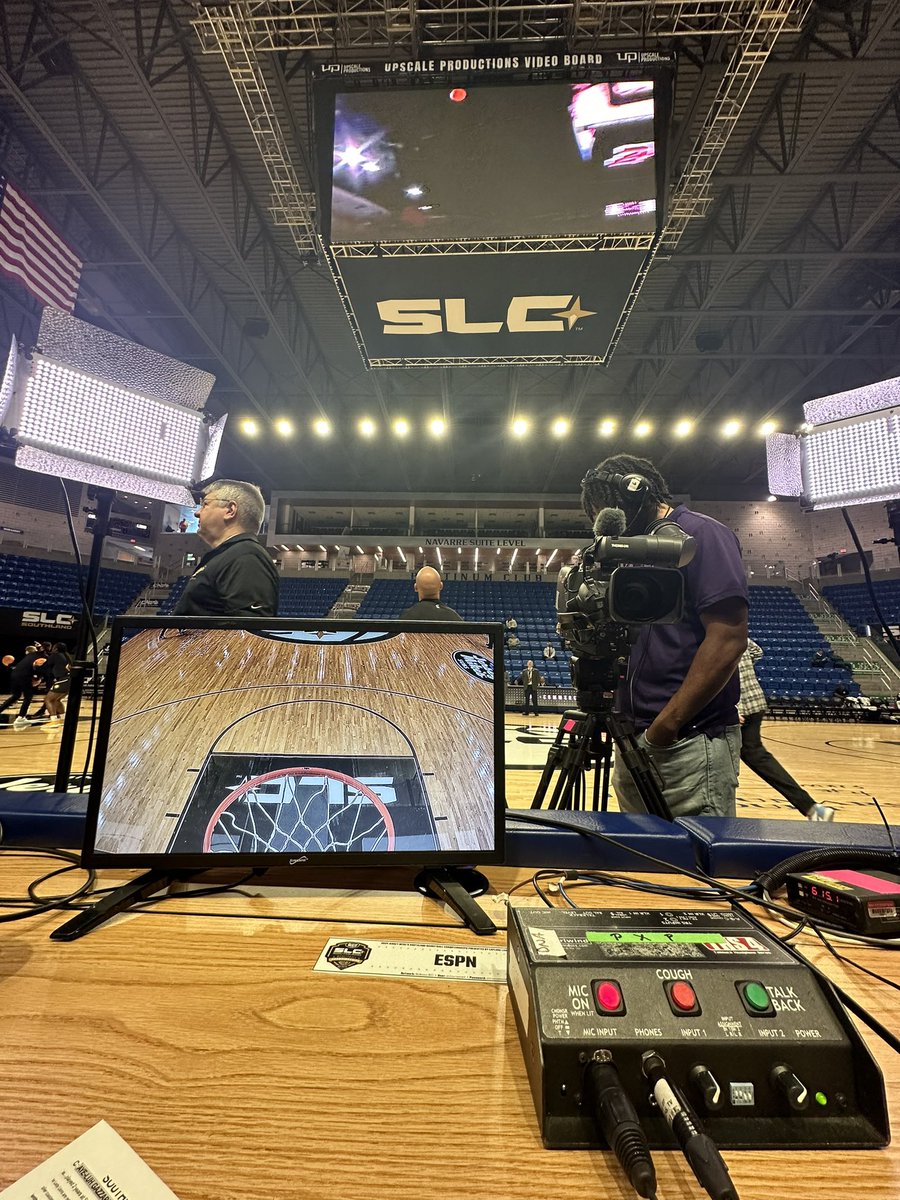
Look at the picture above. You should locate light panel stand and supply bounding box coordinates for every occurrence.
[54,488,114,794]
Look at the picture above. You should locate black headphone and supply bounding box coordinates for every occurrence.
[584,467,675,534]
[593,468,651,503]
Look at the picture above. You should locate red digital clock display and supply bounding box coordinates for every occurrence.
[810,884,835,903]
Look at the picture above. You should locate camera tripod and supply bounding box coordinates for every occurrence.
[529,705,673,821]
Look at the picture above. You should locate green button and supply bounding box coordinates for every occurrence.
[815,1092,828,1107]
[743,981,770,1011]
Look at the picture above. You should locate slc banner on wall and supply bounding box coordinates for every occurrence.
[330,247,652,367]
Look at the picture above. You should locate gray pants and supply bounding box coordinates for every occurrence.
[614,725,741,818]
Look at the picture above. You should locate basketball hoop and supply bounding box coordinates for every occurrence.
[202,765,396,854]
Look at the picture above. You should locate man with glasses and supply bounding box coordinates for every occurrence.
[173,480,279,617]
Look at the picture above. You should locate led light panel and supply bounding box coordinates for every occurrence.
[37,306,214,408]
[0,338,17,424]
[5,312,222,505]
[14,445,195,505]
[800,412,900,509]
[766,432,803,497]
[20,357,204,483]
[804,373,900,427]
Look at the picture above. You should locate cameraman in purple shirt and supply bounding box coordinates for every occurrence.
[581,454,749,817]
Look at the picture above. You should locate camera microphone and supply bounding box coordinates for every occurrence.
[593,507,628,538]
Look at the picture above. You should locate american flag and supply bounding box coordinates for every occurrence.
[0,178,82,312]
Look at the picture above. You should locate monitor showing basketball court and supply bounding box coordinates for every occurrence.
[82,618,504,868]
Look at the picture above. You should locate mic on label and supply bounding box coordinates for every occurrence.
[593,507,628,538]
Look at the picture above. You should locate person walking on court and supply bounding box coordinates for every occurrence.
[173,479,279,617]
[739,639,835,821]
[518,660,544,717]
[399,567,462,621]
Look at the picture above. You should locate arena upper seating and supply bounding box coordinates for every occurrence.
[0,553,148,617]
[822,580,900,633]
[158,573,348,617]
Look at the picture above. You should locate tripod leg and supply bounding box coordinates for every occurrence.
[546,720,592,810]
[606,714,674,822]
[530,725,573,810]
[530,711,594,812]
[596,726,614,812]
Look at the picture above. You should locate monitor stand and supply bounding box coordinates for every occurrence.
[414,867,498,936]
[50,865,498,942]
[50,869,201,942]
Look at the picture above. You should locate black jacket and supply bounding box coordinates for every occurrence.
[398,599,463,621]
[173,533,279,617]
[11,650,44,684]
[518,667,544,688]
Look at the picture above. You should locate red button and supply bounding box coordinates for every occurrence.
[670,980,698,1012]
[596,981,623,1012]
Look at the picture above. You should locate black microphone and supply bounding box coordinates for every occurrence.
[593,507,628,538]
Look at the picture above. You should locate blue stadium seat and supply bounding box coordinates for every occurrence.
[0,553,148,618]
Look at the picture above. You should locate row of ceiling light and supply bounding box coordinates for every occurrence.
[240,416,446,439]
[238,416,782,440]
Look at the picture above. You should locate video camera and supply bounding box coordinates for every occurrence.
[556,505,695,708]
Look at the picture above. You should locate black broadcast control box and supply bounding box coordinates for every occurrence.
[507,907,889,1150]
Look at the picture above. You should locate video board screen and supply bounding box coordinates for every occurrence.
[325,80,661,243]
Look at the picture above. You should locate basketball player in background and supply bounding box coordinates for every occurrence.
[400,566,462,621]
[173,479,279,617]
[0,645,48,727]
[30,641,70,722]
[41,642,73,729]
[580,454,748,818]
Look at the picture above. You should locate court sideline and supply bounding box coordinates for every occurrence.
[2,712,897,827]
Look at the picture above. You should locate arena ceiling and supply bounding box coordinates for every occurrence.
[0,0,898,503]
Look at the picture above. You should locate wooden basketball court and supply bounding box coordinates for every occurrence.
[504,713,900,825]
[3,703,899,830]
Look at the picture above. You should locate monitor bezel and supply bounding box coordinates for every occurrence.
[81,615,506,871]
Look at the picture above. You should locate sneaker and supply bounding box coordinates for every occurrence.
[808,804,836,822]
[12,716,28,729]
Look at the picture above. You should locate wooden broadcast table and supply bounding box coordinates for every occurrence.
[2,860,898,1200]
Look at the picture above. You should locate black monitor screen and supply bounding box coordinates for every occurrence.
[82,618,504,869]
[326,80,661,242]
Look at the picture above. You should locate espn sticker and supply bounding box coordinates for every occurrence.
[313,937,506,983]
